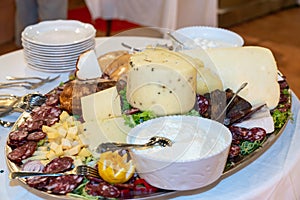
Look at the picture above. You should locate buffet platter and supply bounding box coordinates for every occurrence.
[5,36,292,199]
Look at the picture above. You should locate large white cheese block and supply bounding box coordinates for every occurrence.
[184,46,280,109]
[127,47,197,116]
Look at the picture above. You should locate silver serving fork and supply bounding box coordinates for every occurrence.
[0,75,60,90]
[9,165,101,179]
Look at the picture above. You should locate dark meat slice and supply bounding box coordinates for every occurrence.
[8,130,28,142]
[23,118,44,132]
[43,175,83,195]
[27,131,46,141]
[86,181,120,198]
[225,88,252,121]
[27,177,49,189]
[43,157,74,173]
[7,139,28,149]
[204,89,227,123]
[7,141,37,164]
[45,92,60,106]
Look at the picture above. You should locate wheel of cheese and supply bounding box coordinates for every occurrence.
[126,47,197,116]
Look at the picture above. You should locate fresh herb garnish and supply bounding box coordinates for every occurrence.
[240,140,262,155]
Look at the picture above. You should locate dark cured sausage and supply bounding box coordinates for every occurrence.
[43,157,74,173]
[85,181,120,198]
[7,141,37,164]
[8,130,28,141]
[44,175,84,195]
[27,131,46,141]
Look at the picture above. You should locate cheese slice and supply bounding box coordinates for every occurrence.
[83,118,131,154]
[81,86,131,154]
[183,46,280,109]
[81,86,122,121]
[127,47,197,116]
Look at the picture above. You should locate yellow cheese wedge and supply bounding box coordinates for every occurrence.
[127,47,197,116]
[183,46,280,109]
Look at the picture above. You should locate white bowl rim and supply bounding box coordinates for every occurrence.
[127,115,232,163]
[175,25,244,47]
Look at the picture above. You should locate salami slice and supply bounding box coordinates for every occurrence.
[26,176,49,189]
[7,141,37,164]
[27,131,46,141]
[43,157,74,173]
[86,181,120,198]
[44,175,83,194]
[8,130,28,142]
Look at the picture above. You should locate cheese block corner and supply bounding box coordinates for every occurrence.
[203,46,280,109]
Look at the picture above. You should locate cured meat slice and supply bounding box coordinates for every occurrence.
[86,181,120,198]
[8,130,28,141]
[44,175,83,194]
[27,131,46,141]
[43,157,74,173]
[7,141,37,164]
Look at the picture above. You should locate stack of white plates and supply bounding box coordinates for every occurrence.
[21,20,96,72]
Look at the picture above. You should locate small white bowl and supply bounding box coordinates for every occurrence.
[174,26,244,49]
[127,116,232,191]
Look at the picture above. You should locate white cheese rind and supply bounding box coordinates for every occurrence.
[127,48,197,116]
[186,46,280,109]
[76,50,102,80]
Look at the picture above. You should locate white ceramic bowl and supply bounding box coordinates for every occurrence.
[174,26,244,49]
[127,116,232,191]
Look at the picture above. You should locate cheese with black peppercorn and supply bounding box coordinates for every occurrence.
[126,47,197,116]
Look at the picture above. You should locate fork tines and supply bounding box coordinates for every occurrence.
[76,165,100,178]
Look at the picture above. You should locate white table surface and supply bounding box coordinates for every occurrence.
[0,37,300,199]
[84,0,218,30]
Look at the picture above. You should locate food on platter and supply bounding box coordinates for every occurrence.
[127,47,197,116]
[6,36,292,199]
[81,86,131,152]
[182,46,280,109]
[97,50,128,72]
[59,79,116,115]
[75,50,102,80]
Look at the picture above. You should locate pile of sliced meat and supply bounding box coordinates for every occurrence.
[26,157,83,195]
[7,92,61,164]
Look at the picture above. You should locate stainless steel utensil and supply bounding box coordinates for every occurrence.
[0,75,60,90]
[0,119,14,127]
[0,93,46,118]
[97,136,173,153]
[9,165,100,179]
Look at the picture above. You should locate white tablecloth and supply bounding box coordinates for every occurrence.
[0,37,300,199]
[85,0,218,30]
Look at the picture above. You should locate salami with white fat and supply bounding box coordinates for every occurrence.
[7,141,37,164]
[43,157,74,173]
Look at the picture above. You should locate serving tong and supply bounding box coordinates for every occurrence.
[0,75,60,90]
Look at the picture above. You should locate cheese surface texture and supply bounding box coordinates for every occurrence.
[127,47,197,116]
[81,86,130,154]
[186,46,280,109]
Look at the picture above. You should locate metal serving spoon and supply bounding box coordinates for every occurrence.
[0,93,46,118]
[97,136,173,153]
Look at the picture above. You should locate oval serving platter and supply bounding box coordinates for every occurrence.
[5,36,292,199]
